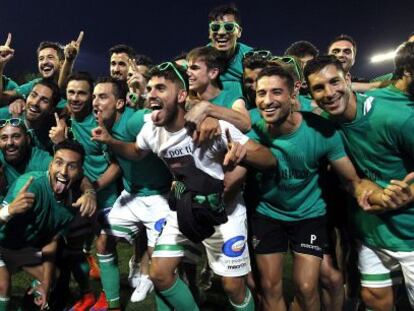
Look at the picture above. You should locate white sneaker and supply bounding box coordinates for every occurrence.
[130,275,154,302]
[128,256,141,288]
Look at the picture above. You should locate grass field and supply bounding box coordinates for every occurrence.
[9,243,294,311]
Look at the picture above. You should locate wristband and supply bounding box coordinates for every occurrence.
[0,205,12,222]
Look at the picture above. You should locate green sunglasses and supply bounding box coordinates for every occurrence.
[0,118,24,128]
[157,62,187,91]
[209,21,239,33]
[271,56,303,82]
[244,50,272,59]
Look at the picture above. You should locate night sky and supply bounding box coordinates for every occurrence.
[2,0,413,83]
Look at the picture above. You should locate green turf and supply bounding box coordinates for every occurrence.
[9,245,294,310]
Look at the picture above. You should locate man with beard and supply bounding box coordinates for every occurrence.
[185,46,251,134]
[2,33,83,113]
[89,77,172,310]
[367,42,414,106]
[305,55,414,311]
[0,140,86,311]
[0,79,61,153]
[91,62,276,311]
[208,4,252,98]
[109,44,135,82]
[49,72,121,310]
[0,118,51,198]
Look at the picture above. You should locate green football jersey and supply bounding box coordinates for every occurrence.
[2,75,18,91]
[219,43,253,98]
[0,171,75,249]
[110,108,171,195]
[366,84,414,108]
[0,146,51,196]
[15,78,41,97]
[298,94,313,112]
[247,112,346,221]
[338,92,414,251]
[69,113,118,208]
[210,89,243,110]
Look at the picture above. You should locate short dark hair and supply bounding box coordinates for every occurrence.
[394,42,414,79]
[304,55,344,87]
[285,40,319,59]
[187,46,226,73]
[243,55,268,71]
[256,66,295,93]
[148,63,189,91]
[32,79,61,107]
[173,51,188,63]
[37,41,64,61]
[95,76,128,101]
[66,71,94,94]
[109,44,136,59]
[328,34,357,54]
[208,3,241,25]
[54,139,85,165]
[134,54,154,68]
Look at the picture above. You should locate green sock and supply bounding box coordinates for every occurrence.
[229,287,255,311]
[0,297,9,311]
[159,277,199,311]
[155,291,174,311]
[97,253,120,309]
[72,253,90,293]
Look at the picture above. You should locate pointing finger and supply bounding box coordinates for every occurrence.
[19,176,34,194]
[54,112,60,126]
[76,31,84,45]
[4,33,11,47]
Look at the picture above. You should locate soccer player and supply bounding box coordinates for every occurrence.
[305,55,414,311]
[0,118,51,197]
[109,44,135,82]
[185,46,251,133]
[0,140,87,311]
[248,65,383,311]
[91,62,276,311]
[89,77,172,310]
[49,72,121,310]
[367,41,414,107]
[208,4,253,97]
[284,40,319,69]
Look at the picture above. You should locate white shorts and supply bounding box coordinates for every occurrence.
[358,242,414,306]
[102,190,170,247]
[153,201,251,277]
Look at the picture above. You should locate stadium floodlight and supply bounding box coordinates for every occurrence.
[371,50,397,63]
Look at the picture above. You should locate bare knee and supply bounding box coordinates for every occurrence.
[222,276,247,304]
[149,259,175,290]
[361,287,394,311]
[295,280,318,300]
[260,275,283,299]
[95,234,110,254]
[320,268,343,292]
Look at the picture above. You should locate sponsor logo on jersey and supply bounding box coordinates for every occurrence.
[154,218,166,232]
[222,236,246,257]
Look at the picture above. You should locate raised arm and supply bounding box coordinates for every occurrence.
[58,31,84,89]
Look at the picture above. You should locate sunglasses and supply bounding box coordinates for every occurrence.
[209,22,239,33]
[0,118,24,128]
[271,56,303,82]
[244,50,272,59]
[157,62,187,91]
